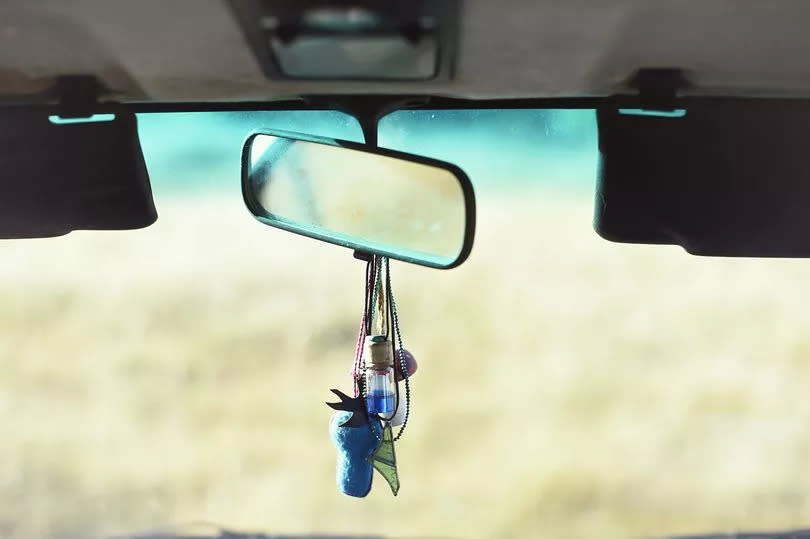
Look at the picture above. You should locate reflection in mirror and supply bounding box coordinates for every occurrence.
[244,133,474,268]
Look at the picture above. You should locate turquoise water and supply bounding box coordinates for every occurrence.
[136,109,598,198]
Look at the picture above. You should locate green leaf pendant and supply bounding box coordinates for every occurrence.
[368,422,400,495]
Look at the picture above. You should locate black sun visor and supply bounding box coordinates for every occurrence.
[595,100,810,257]
[0,110,156,239]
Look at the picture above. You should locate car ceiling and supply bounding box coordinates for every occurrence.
[3,0,810,104]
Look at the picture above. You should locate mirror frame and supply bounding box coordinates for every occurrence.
[241,128,476,269]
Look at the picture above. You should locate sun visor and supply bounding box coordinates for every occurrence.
[595,101,810,257]
[0,111,156,239]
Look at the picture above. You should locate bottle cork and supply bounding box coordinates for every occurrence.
[365,335,393,369]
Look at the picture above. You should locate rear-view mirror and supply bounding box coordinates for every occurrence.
[242,130,475,268]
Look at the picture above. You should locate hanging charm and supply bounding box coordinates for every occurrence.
[326,255,415,497]
[326,389,368,428]
[368,422,400,495]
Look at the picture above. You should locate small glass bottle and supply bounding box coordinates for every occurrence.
[364,335,396,419]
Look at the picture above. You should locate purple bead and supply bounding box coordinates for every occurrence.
[395,349,418,381]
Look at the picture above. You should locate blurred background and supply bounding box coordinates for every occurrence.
[2,109,810,538]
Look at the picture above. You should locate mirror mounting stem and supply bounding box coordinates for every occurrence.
[304,95,430,147]
[353,250,374,263]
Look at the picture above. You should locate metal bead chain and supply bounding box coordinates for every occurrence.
[360,305,410,443]
[390,286,411,442]
[354,259,376,396]
[362,258,384,442]
[358,257,411,443]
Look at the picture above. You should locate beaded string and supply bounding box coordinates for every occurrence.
[358,259,380,440]
[352,314,366,398]
[386,257,411,442]
[353,255,411,442]
[353,257,377,396]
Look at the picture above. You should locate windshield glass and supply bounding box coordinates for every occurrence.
[2,108,808,539]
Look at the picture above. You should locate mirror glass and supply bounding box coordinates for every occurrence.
[243,132,474,268]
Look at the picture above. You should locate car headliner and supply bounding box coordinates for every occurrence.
[3,0,810,104]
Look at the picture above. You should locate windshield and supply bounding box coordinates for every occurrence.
[2,108,808,539]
